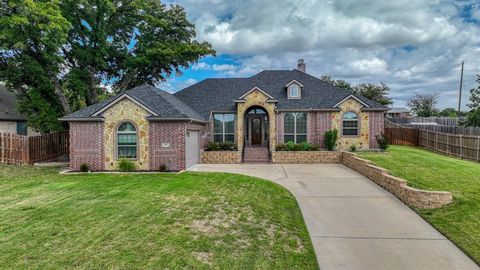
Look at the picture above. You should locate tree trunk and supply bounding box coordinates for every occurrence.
[85,70,99,105]
[53,77,72,114]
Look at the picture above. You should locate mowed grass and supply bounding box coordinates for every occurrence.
[358,146,480,264]
[0,165,318,269]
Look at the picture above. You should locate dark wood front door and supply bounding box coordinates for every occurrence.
[251,117,262,145]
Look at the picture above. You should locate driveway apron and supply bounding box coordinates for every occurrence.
[189,163,479,270]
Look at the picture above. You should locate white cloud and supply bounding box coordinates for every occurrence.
[167,0,480,109]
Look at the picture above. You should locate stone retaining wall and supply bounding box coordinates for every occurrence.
[202,151,242,164]
[342,152,453,209]
[272,151,342,164]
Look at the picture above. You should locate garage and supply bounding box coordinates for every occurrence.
[185,130,200,169]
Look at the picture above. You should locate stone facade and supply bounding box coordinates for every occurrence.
[70,122,105,171]
[342,152,453,209]
[103,98,150,170]
[149,122,186,171]
[202,151,242,164]
[272,151,342,164]
[332,98,370,150]
[236,89,276,151]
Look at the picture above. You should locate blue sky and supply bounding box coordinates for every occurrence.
[160,0,480,110]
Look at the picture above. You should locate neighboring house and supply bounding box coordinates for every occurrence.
[386,107,411,118]
[61,60,388,171]
[0,86,40,136]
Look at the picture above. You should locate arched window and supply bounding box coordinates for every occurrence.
[117,122,137,158]
[288,84,300,99]
[342,112,359,136]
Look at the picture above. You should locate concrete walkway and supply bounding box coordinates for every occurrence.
[189,164,479,270]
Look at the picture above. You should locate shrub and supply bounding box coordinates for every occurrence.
[159,164,168,172]
[206,141,219,151]
[376,134,389,151]
[80,163,89,172]
[275,142,319,151]
[118,159,136,172]
[349,144,357,152]
[324,129,338,151]
[205,141,238,151]
[219,141,237,151]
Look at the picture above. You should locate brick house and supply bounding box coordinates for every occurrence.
[61,60,388,171]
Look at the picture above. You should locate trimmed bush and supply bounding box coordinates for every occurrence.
[275,141,319,151]
[205,141,238,151]
[118,159,136,172]
[324,129,338,151]
[80,163,89,172]
[349,144,357,152]
[376,134,389,150]
[159,164,168,172]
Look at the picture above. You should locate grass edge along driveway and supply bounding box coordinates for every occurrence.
[0,165,318,269]
[358,146,480,265]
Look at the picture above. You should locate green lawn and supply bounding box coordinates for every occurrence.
[0,165,318,269]
[358,146,480,264]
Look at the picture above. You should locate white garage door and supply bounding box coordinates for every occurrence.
[185,130,200,169]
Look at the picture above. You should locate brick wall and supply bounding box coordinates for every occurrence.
[70,122,104,171]
[342,152,452,209]
[276,112,284,144]
[272,151,342,164]
[315,112,332,147]
[369,112,385,149]
[149,122,186,171]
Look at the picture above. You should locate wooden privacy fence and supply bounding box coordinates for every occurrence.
[384,128,419,146]
[0,131,69,165]
[385,119,480,163]
[419,130,480,162]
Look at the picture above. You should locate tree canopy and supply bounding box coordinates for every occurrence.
[0,0,214,132]
[462,75,480,127]
[352,83,392,106]
[319,75,353,91]
[407,93,439,117]
[320,75,392,106]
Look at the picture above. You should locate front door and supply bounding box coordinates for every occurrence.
[251,117,262,145]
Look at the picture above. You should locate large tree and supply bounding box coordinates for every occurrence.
[352,82,392,106]
[0,0,214,132]
[462,75,480,127]
[320,75,353,91]
[407,93,439,117]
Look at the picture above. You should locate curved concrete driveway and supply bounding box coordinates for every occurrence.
[189,164,479,270]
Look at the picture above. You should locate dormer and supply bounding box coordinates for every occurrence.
[285,80,304,99]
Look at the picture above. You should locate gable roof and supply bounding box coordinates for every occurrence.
[61,84,206,122]
[0,85,27,121]
[174,69,387,119]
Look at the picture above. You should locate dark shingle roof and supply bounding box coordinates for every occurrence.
[61,84,206,122]
[0,85,27,121]
[174,69,387,119]
[62,70,388,122]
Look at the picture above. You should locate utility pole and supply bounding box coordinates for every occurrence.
[458,61,464,114]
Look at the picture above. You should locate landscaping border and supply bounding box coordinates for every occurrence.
[202,151,242,164]
[342,152,453,209]
[272,151,342,164]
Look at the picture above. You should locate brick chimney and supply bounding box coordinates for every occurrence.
[297,59,306,72]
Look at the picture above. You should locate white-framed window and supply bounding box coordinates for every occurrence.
[284,112,307,143]
[117,122,137,159]
[342,112,359,136]
[288,84,300,98]
[213,114,235,142]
